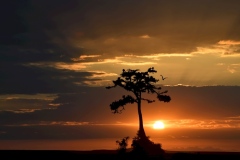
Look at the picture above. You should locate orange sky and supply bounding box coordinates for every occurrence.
[0,0,240,151]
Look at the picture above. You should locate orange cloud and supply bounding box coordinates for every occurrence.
[218,40,240,45]
[139,35,151,39]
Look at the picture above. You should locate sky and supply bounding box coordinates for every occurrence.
[1,0,240,151]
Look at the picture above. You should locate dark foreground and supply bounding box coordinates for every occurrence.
[1,150,240,160]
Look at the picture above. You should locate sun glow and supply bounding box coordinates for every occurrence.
[153,121,165,129]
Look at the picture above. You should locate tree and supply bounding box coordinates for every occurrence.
[106,67,171,140]
[116,136,129,154]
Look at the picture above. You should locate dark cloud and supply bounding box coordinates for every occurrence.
[0,87,125,125]
[162,86,240,119]
[0,1,91,95]
[2,0,239,57]
[1,86,240,125]
[1,0,240,96]
[0,1,84,70]
[0,85,239,140]
[0,64,100,94]
[64,0,240,54]
[0,98,52,110]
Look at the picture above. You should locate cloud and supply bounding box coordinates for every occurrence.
[0,85,239,141]
[3,109,45,114]
[4,0,238,57]
[218,40,240,45]
[0,86,239,125]
[2,0,240,58]
[164,119,240,129]
[72,55,101,61]
[119,61,156,66]
[192,40,240,56]
[228,116,240,119]
[1,1,240,96]
[139,35,151,39]
[0,64,101,94]
[0,94,59,113]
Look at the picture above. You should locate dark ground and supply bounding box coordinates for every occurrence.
[1,150,240,160]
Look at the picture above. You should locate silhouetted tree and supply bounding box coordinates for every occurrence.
[106,67,171,140]
[116,136,129,154]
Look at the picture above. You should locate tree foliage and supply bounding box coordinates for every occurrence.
[106,67,171,114]
[116,136,129,153]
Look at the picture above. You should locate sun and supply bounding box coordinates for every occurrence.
[153,121,165,129]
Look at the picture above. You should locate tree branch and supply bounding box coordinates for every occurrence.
[141,98,155,103]
[110,95,136,114]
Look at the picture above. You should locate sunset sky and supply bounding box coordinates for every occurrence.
[1,0,240,151]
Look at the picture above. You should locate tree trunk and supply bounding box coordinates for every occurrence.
[137,97,147,139]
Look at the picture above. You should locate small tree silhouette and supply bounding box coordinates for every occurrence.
[106,67,171,142]
[116,136,129,154]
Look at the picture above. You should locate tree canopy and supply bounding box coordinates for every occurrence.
[106,67,171,114]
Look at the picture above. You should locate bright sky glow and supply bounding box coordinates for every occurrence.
[153,121,165,130]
